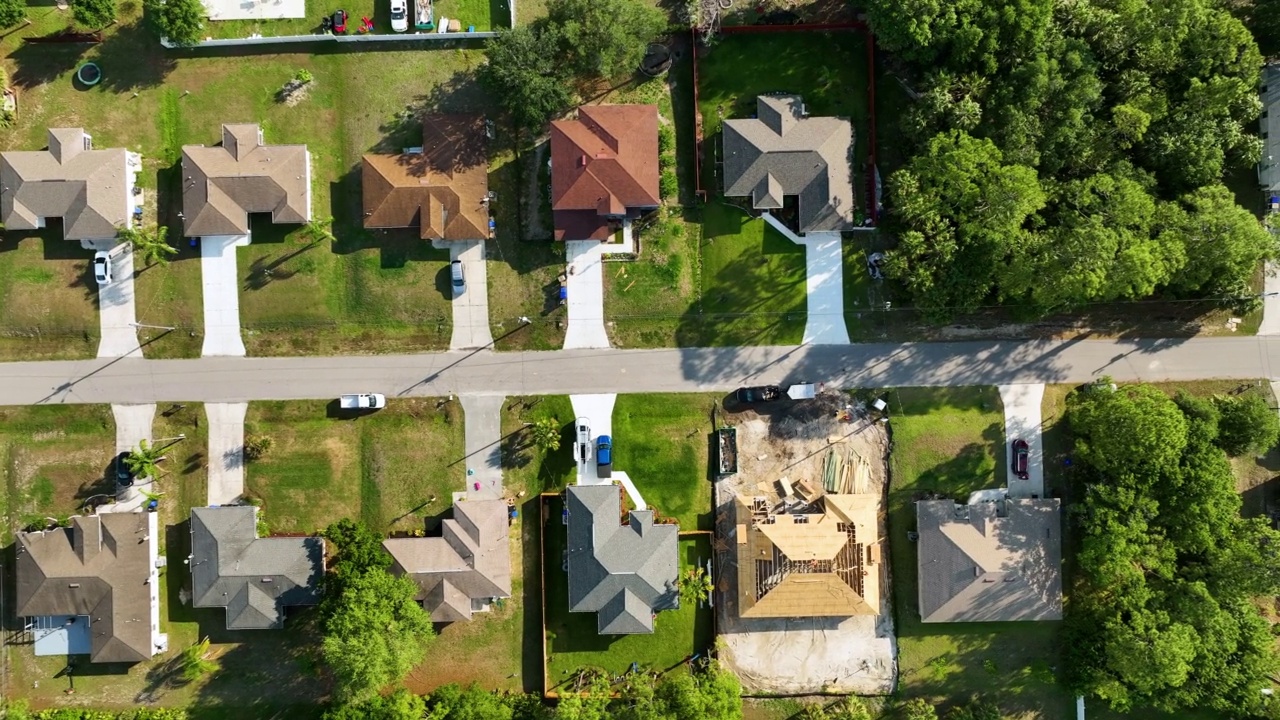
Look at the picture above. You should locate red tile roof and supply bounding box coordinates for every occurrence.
[550,105,660,241]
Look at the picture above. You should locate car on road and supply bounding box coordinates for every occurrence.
[575,417,591,463]
[390,0,408,31]
[596,435,612,478]
[93,251,113,285]
[735,385,782,404]
[451,260,465,294]
[114,451,136,487]
[1011,439,1029,479]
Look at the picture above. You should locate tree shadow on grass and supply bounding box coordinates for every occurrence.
[9,30,87,88]
[90,20,176,93]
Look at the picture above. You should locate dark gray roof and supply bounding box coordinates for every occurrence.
[16,513,155,664]
[722,95,855,233]
[383,499,512,623]
[190,506,325,629]
[565,485,679,635]
[916,498,1063,623]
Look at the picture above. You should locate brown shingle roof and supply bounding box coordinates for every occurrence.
[550,105,660,241]
[181,124,310,237]
[0,128,135,240]
[723,95,856,233]
[362,114,490,241]
[735,493,881,618]
[383,499,512,623]
[916,498,1063,623]
[16,513,157,664]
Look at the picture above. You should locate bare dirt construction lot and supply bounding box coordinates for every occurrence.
[714,392,897,695]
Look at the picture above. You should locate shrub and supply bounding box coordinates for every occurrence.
[660,169,678,200]
[243,434,274,461]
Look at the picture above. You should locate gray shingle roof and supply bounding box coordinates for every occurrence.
[16,513,156,664]
[722,95,855,233]
[0,128,134,240]
[382,499,512,623]
[181,124,310,237]
[189,506,325,629]
[565,485,679,635]
[916,498,1063,623]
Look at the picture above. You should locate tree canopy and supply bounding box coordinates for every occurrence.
[144,0,205,47]
[545,0,666,80]
[1064,383,1280,714]
[478,25,574,133]
[71,0,116,28]
[869,0,1276,318]
[0,0,25,29]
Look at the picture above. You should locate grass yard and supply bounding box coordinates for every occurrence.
[543,503,714,687]
[244,399,465,534]
[677,202,805,346]
[0,231,100,360]
[885,387,1074,720]
[611,394,715,531]
[499,395,577,495]
[198,0,504,39]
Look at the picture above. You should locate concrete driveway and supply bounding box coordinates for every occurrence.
[206,403,247,505]
[999,383,1045,498]
[435,240,494,350]
[461,395,504,500]
[568,393,646,508]
[564,241,610,349]
[763,215,850,345]
[200,235,249,357]
[101,404,155,514]
[84,240,141,358]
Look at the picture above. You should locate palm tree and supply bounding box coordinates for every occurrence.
[678,566,712,605]
[531,417,561,452]
[180,637,220,682]
[124,439,166,480]
[298,216,335,244]
[120,225,177,268]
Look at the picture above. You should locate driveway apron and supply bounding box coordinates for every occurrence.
[200,235,248,357]
[87,240,142,358]
[461,395,504,500]
[998,383,1046,498]
[563,241,610,349]
[435,239,494,350]
[101,404,155,514]
[206,402,247,505]
[763,214,850,345]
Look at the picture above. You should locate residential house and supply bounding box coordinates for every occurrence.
[1261,64,1280,198]
[722,94,855,233]
[0,127,142,240]
[16,512,165,663]
[565,484,678,634]
[734,493,881,618]
[180,123,311,238]
[189,506,325,629]
[916,497,1063,623]
[550,105,660,241]
[362,114,491,242]
[383,499,512,623]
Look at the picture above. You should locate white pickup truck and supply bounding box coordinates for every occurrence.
[339,393,386,410]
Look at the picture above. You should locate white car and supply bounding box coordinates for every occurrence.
[574,417,591,464]
[93,251,112,285]
[390,0,408,32]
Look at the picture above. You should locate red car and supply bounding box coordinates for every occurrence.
[1011,439,1030,480]
[331,9,348,33]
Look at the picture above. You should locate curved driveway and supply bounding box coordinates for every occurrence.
[2,335,1277,406]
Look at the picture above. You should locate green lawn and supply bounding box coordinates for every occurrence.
[0,235,99,360]
[886,387,1074,719]
[676,202,805,346]
[199,0,503,39]
[543,501,714,686]
[244,399,465,534]
[612,394,715,531]
[499,395,577,495]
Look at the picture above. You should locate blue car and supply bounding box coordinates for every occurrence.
[596,435,613,479]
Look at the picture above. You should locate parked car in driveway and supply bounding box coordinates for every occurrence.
[1011,439,1029,479]
[114,451,136,487]
[93,251,112,285]
[390,0,408,31]
[451,260,465,294]
[574,417,591,463]
[596,435,612,478]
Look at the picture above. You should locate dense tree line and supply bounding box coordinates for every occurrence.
[1063,383,1280,715]
[0,707,188,720]
[478,0,667,133]
[868,0,1279,319]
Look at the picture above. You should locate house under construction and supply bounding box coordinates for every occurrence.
[734,491,881,618]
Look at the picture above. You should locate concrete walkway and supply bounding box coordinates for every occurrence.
[763,214,850,345]
[998,384,1046,498]
[206,402,247,505]
[461,395,504,501]
[1261,261,1280,336]
[101,404,155,514]
[568,393,646,509]
[84,240,142,358]
[435,240,494,350]
[563,241,610,349]
[200,235,249,357]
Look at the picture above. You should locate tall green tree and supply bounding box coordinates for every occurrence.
[479,25,574,133]
[321,569,434,703]
[322,518,392,599]
[546,0,666,80]
[71,0,116,28]
[1214,393,1280,457]
[144,0,204,47]
[0,0,25,29]
[324,688,427,720]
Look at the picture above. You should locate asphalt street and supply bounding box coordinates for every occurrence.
[0,335,1275,406]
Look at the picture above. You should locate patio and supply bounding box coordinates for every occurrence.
[203,0,305,21]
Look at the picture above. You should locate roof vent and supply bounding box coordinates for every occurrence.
[68,583,80,588]
[578,155,587,167]
[261,578,273,583]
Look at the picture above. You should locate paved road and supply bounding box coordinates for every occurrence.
[2,335,1278,406]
